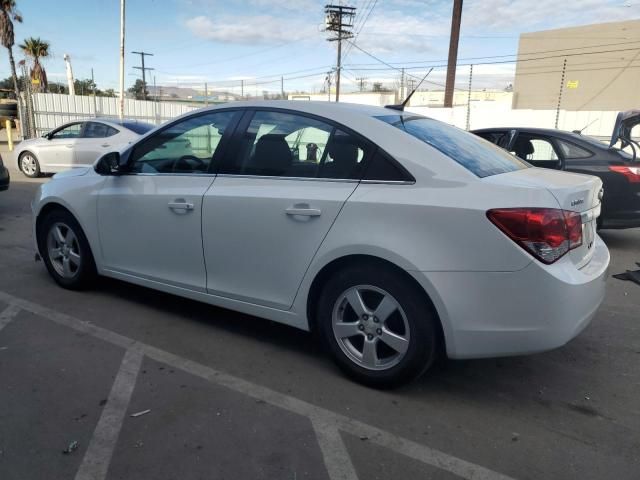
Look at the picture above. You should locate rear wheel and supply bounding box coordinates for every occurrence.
[39,210,96,289]
[19,151,40,178]
[317,264,438,388]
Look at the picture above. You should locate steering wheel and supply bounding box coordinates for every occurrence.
[172,155,207,173]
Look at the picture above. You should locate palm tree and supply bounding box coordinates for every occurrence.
[0,0,22,101]
[19,36,50,93]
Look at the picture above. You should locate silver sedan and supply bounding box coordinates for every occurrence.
[15,119,154,177]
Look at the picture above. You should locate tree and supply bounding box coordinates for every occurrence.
[73,78,96,96]
[19,36,50,92]
[102,88,116,98]
[0,1,22,101]
[128,79,148,100]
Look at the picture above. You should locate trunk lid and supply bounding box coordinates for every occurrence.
[484,167,603,268]
[609,110,640,157]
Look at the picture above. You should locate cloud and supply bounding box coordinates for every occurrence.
[185,15,319,44]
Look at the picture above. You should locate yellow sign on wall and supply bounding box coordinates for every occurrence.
[567,80,579,89]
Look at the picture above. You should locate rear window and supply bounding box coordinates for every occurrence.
[376,115,529,177]
[121,121,155,135]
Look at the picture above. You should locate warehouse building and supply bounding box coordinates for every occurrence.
[512,19,640,110]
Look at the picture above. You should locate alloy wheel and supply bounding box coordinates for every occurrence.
[21,154,37,176]
[46,222,81,279]
[332,285,410,371]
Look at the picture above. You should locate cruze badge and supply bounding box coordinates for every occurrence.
[571,198,584,207]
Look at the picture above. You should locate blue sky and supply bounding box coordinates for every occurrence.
[5,0,639,94]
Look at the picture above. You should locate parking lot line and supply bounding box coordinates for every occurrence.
[74,348,144,480]
[0,290,517,480]
[0,304,21,331]
[312,418,360,480]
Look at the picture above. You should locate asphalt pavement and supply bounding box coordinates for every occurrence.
[1,158,639,480]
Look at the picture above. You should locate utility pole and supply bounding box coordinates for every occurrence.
[63,54,75,96]
[91,67,98,116]
[356,76,367,92]
[444,0,463,108]
[119,0,125,120]
[465,64,473,131]
[281,76,284,99]
[325,71,332,101]
[132,51,154,100]
[204,82,208,106]
[325,4,356,102]
[400,68,405,101]
[555,58,567,129]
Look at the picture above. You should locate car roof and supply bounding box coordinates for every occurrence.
[191,100,408,123]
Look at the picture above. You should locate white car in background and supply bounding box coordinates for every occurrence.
[15,119,154,177]
[31,101,609,387]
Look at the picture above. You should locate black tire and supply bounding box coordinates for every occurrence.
[38,209,97,290]
[317,263,439,388]
[19,151,41,178]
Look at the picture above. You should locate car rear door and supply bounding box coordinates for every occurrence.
[97,110,240,291]
[201,109,372,310]
[74,122,121,166]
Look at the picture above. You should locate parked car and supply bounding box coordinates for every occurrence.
[473,111,640,229]
[31,101,609,387]
[15,119,155,178]
[0,154,9,191]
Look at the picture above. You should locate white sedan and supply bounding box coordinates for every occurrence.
[15,119,154,177]
[31,101,609,387]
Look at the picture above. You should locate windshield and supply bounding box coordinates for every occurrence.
[376,114,529,177]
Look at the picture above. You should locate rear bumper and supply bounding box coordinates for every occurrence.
[0,165,9,191]
[413,236,610,359]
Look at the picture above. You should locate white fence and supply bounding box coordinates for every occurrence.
[30,93,200,136]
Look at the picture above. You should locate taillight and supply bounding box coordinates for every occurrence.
[609,165,640,183]
[487,208,583,264]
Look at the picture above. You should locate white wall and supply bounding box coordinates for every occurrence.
[406,103,622,140]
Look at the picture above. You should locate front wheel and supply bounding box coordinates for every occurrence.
[317,264,439,388]
[39,210,96,289]
[19,152,41,178]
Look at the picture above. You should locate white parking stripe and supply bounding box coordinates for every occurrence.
[0,304,21,331]
[74,348,144,480]
[0,290,517,480]
[312,418,360,480]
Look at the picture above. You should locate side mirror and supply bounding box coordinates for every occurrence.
[95,152,121,175]
[42,132,51,140]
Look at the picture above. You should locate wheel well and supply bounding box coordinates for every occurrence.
[35,203,73,250]
[306,254,446,353]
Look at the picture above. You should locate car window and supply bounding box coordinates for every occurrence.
[377,115,528,178]
[129,111,237,174]
[223,110,370,180]
[510,135,559,162]
[556,139,592,159]
[363,149,413,182]
[83,122,118,139]
[51,123,83,140]
[121,121,154,134]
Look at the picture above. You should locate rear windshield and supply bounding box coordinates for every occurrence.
[121,121,155,135]
[376,114,529,177]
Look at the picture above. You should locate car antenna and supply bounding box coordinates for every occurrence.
[386,68,434,111]
[572,118,598,135]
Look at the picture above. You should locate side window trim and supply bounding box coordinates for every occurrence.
[125,109,243,176]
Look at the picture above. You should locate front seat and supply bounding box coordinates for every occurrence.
[513,138,534,160]
[246,134,293,176]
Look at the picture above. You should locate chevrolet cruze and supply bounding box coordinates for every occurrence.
[32,101,609,387]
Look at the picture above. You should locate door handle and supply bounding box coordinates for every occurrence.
[101,143,110,148]
[65,144,73,148]
[168,200,194,212]
[286,205,321,217]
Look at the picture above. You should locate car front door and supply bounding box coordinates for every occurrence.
[202,109,372,309]
[96,110,240,291]
[40,122,84,170]
[74,122,121,166]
